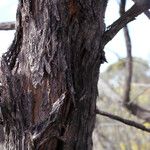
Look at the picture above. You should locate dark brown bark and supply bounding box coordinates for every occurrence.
[131,0,150,19]
[0,0,107,149]
[0,0,149,149]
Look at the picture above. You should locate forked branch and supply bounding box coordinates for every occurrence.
[120,0,150,122]
[102,3,150,46]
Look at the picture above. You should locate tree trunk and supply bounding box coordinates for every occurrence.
[0,0,107,149]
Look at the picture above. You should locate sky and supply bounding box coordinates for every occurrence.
[0,0,150,71]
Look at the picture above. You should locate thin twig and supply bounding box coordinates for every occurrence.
[119,1,150,122]
[0,22,15,30]
[96,109,150,133]
[120,0,133,105]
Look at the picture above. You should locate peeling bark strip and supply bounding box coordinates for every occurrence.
[0,0,107,150]
[0,22,15,30]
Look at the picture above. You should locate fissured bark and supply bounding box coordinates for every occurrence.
[0,0,107,149]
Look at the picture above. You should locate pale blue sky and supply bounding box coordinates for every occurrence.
[0,0,17,21]
[0,0,150,71]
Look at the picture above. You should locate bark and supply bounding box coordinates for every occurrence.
[131,0,150,19]
[1,0,148,149]
[0,0,107,150]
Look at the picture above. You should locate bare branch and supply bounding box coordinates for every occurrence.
[125,103,150,122]
[144,10,150,19]
[119,1,150,122]
[98,78,150,122]
[0,22,15,30]
[102,3,150,46]
[120,0,133,105]
[131,0,150,19]
[96,109,150,133]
